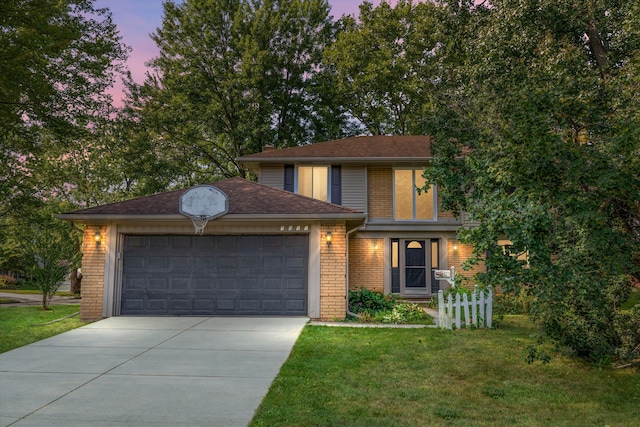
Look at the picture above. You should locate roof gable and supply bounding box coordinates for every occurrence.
[59,177,363,219]
[237,135,432,163]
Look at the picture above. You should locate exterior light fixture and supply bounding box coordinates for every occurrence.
[94,231,102,245]
[453,244,458,251]
[326,231,332,246]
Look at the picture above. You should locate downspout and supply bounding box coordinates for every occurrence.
[345,223,364,318]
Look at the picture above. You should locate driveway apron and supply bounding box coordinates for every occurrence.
[0,316,308,427]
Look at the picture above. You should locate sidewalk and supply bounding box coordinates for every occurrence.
[0,291,80,307]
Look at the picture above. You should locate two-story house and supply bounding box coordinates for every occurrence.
[59,136,478,321]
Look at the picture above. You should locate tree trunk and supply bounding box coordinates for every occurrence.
[586,24,608,78]
[70,269,81,294]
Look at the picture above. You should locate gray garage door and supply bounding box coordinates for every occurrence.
[121,235,308,316]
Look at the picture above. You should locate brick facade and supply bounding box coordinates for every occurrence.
[437,194,456,219]
[368,167,393,219]
[319,222,347,320]
[348,237,384,293]
[448,239,485,287]
[80,226,105,321]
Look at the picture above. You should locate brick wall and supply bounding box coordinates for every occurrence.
[319,222,347,320]
[447,239,485,288]
[437,194,456,219]
[81,225,105,321]
[368,167,393,219]
[348,237,384,293]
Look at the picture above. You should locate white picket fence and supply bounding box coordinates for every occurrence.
[437,286,493,330]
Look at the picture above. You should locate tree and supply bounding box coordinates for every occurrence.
[10,203,81,310]
[0,0,129,216]
[132,0,336,183]
[423,0,640,364]
[323,0,440,135]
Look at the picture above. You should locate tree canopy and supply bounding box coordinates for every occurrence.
[133,0,340,183]
[324,0,440,135]
[423,0,640,363]
[0,0,129,216]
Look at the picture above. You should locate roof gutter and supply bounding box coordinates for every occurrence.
[239,157,432,164]
[56,213,367,223]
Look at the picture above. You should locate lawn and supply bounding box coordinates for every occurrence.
[0,305,84,353]
[251,316,640,427]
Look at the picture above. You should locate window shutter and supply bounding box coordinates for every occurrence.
[284,164,294,192]
[331,166,341,205]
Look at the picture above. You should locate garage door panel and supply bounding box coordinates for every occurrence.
[121,235,308,316]
[148,256,169,270]
[148,277,168,290]
[172,236,193,248]
[192,277,214,289]
[285,256,306,269]
[286,300,305,311]
[263,278,283,290]
[149,236,169,248]
[285,277,306,290]
[171,278,190,290]
[263,300,283,311]
[123,276,146,289]
[170,256,191,271]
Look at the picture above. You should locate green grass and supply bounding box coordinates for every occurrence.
[251,316,640,427]
[0,305,84,353]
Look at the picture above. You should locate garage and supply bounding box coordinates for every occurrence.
[121,234,309,316]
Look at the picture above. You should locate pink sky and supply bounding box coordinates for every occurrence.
[94,0,394,106]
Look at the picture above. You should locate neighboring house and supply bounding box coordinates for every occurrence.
[58,135,480,321]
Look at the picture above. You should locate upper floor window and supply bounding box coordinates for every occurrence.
[298,165,328,201]
[393,168,435,221]
[284,165,341,204]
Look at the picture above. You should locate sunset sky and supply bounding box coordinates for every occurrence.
[94,0,394,106]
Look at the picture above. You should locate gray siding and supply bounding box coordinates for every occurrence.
[341,165,367,212]
[259,165,284,189]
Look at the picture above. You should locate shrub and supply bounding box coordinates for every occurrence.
[0,274,18,289]
[349,288,395,314]
[379,303,431,324]
[494,288,530,315]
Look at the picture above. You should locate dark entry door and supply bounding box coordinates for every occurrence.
[121,234,308,316]
[403,240,428,293]
[392,239,438,295]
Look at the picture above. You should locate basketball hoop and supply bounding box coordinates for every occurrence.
[190,215,211,235]
[179,185,228,235]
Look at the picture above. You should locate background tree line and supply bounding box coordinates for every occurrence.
[1,0,638,364]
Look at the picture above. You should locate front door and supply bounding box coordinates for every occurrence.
[391,239,439,295]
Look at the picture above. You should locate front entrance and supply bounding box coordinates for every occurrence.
[391,239,439,295]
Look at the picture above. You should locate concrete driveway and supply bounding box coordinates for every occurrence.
[0,316,308,427]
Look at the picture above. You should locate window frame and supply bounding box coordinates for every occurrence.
[392,167,437,222]
[295,165,331,202]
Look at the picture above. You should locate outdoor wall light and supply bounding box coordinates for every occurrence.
[94,231,102,245]
[453,244,458,251]
[326,231,332,246]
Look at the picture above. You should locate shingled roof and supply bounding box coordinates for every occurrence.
[237,135,432,164]
[57,177,365,221]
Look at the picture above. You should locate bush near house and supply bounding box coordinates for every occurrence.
[348,289,432,324]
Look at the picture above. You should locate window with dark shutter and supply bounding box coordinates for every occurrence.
[284,164,294,192]
[331,166,341,205]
